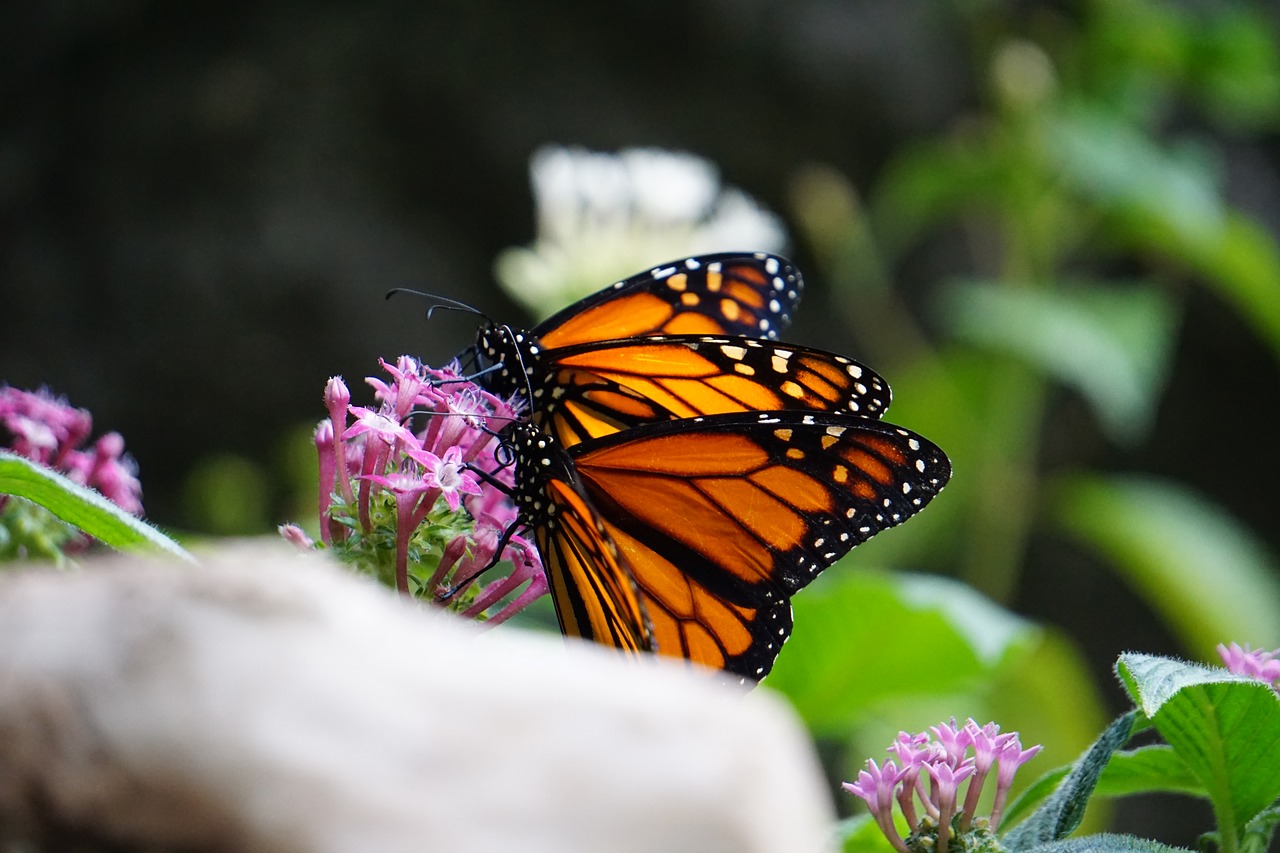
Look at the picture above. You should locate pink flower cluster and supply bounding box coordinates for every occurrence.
[1218,642,1280,690]
[0,385,142,514]
[844,719,1042,853]
[294,356,545,624]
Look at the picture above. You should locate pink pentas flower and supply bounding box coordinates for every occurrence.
[407,445,482,512]
[930,719,971,765]
[367,355,428,421]
[0,386,143,517]
[1218,642,1280,690]
[0,386,144,563]
[289,358,545,624]
[0,386,93,469]
[460,529,546,625]
[844,760,909,853]
[278,523,314,549]
[991,735,1042,829]
[344,406,419,448]
[889,731,932,767]
[927,758,976,853]
[844,719,1042,853]
[957,719,1017,830]
[360,469,443,593]
[362,470,435,498]
[85,433,143,515]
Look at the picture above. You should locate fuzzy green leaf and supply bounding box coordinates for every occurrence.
[1004,712,1138,849]
[1117,652,1280,835]
[0,451,192,562]
[1002,743,1201,832]
[1023,834,1192,853]
[1093,745,1203,798]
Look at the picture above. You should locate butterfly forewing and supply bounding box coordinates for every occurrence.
[533,252,802,348]
[532,335,891,448]
[473,253,839,449]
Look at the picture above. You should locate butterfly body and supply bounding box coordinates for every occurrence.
[505,422,653,655]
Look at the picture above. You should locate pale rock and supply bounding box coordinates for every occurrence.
[0,545,834,852]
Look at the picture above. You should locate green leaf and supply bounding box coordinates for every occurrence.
[1186,8,1280,131]
[1023,835,1193,853]
[1004,712,1138,849]
[936,280,1178,444]
[1243,806,1280,853]
[838,814,897,853]
[1098,191,1280,360]
[869,139,1004,261]
[766,569,1036,734]
[1046,106,1225,248]
[1052,474,1280,657]
[0,451,193,562]
[1006,743,1203,831]
[1175,212,1280,362]
[1094,745,1203,798]
[1117,652,1280,835]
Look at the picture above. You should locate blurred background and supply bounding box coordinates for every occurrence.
[5,0,1280,844]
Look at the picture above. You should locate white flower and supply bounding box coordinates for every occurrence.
[495,145,788,319]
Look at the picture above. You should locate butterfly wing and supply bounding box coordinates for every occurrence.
[530,335,891,448]
[509,425,652,655]
[473,254,809,421]
[532,252,803,347]
[600,517,794,682]
[567,411,951,681]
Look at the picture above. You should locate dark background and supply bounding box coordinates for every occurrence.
[5,1,1280,841]
[2,1,990,529]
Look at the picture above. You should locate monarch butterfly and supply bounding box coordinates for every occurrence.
[506,409,950,682]
[471,252,892,447]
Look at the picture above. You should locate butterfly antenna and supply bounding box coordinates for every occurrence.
[384,289,493,324]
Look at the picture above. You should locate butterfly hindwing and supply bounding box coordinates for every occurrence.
[565,411,951,680]
[601,516,795,681]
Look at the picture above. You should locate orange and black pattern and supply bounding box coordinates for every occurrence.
[507,423,651,654]
[532,252,802,347]
[474,252,893,448]
[525,335,890,449]
[472,251,950,682]
[511,410,950,682]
